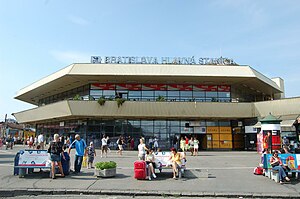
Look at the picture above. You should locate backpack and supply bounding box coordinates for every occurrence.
[253,167,263,175]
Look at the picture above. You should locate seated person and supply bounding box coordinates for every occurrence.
[145,150,157,180]
[270,150,290,184]
[169,148,182,179]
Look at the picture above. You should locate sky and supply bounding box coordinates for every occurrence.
[1,0,300,121]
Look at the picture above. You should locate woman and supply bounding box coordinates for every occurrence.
[193,137,199,156]
[145,149,157,180]
[270,150,290,184]
[138,138,148,160]
[117,136,123,156]
[180,137,186,152]
[48,134,65,179]
[169,148,182,179]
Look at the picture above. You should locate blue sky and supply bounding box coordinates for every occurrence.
[1,0,300,121]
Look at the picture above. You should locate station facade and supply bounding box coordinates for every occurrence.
[13,58,300,150]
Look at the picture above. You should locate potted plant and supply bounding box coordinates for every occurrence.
[73,94,81,100]
[156,95,166,101]
[97,97,106,106]
[94,161,117,177]
[116,98,126,107]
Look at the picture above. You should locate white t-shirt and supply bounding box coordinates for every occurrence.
[138,143,146,155]
[101,138,107,146]
[38,134,44,143]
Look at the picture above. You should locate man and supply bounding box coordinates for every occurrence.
[37,133,44,149]
[68,134,87,174]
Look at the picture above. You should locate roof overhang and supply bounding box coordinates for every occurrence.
[15,64,283,105]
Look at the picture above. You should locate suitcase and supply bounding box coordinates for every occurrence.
[13,152,20,175]
[61,152,70,175]
[253,166,263,175]
[134,161,146,179]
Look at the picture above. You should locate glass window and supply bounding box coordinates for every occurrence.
[193,91,205,97]
[155,91,167,97]
[219,121,231,126]
[90,90,102,96]
[180,91,192,97]
[103,90,115,98]
[141,120,154,126]
[129,91,142,97]
[206,121,219,126]
[206,92,218,97]
[167,120,180,127]
[168,90,180,97]
[218,92,230,98]
[142,90,154,97]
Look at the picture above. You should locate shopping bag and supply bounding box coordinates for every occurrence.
[82,156,88,168]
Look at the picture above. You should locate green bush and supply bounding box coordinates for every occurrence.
[95,161,117,170]
[97,97,106,106]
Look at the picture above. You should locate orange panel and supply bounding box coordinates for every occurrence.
[220,134,232,140]
[207,127,219,134]
[219,127,231,134]
[212,134,220,141]
[219,140,233,148]
[212,141,220,148]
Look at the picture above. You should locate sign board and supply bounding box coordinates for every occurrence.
[245,126,258,134]
[91,56,238,66]
[18,150,50,167]
[194,127,206,134]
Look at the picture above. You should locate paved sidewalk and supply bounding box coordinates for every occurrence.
[1,145,300,198]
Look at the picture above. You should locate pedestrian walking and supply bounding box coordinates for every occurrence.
[87,142,96,169]
[38,133,45,150]
[101,135,108,158]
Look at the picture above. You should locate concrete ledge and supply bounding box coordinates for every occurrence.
[1,188,300,198]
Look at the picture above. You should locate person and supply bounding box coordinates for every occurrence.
[153,137,158,152]
[0,137,3,149]
[38,133,45,150]
[117,136,123,156]
[189,137,194,156]
[145,149,157,180]
[127,136,131,150]
[180,137,186,152]
[169,148,182,179]
[87,142,96,169]
[29,136,34,148]
[48,134,65,179]
[101,135,108,158]
[172,136,178,149]
[68,134,87,174]
[148,137,153,150]
[34,136,38,149]
[270,150,290,184]
[283,137,290,147]
[263,131,272,151]
[138,138,148,160]
[130,137,135,150]
[282,146,291,154]
[193,137,199,156]
[185,136,189,152]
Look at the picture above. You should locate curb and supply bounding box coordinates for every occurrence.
[1,189,300,198]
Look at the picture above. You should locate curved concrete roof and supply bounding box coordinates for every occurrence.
[15,63,282,105]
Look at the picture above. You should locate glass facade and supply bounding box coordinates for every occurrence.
[37,119,234,150]
[89,83,231,102]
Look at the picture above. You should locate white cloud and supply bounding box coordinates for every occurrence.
[68,15,90,26]
[50,50,91,64]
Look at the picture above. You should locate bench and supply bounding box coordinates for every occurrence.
[14,149,52,178]
[154,151,186,178]
[263,153,300,183]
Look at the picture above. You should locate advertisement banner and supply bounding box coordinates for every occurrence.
[18,150,49,167]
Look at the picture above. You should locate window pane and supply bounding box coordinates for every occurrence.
[168,91,180,97]
[206,92,218,97]
[180,91,192,97]
[90,90,102,96]
[155,91,167,97]
[218,92,230,98]
[193,91,205,97]
[142,90,154,97]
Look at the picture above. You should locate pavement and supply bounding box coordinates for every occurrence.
[1,145,300,198]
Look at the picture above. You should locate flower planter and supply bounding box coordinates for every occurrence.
[94,168,116,178]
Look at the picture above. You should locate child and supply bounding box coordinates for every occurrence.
[88,142,96,169]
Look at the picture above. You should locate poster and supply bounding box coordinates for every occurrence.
[18,150,50,167]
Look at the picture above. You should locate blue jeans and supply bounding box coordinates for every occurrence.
[272,166,287,181]
[74,155,83,173]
